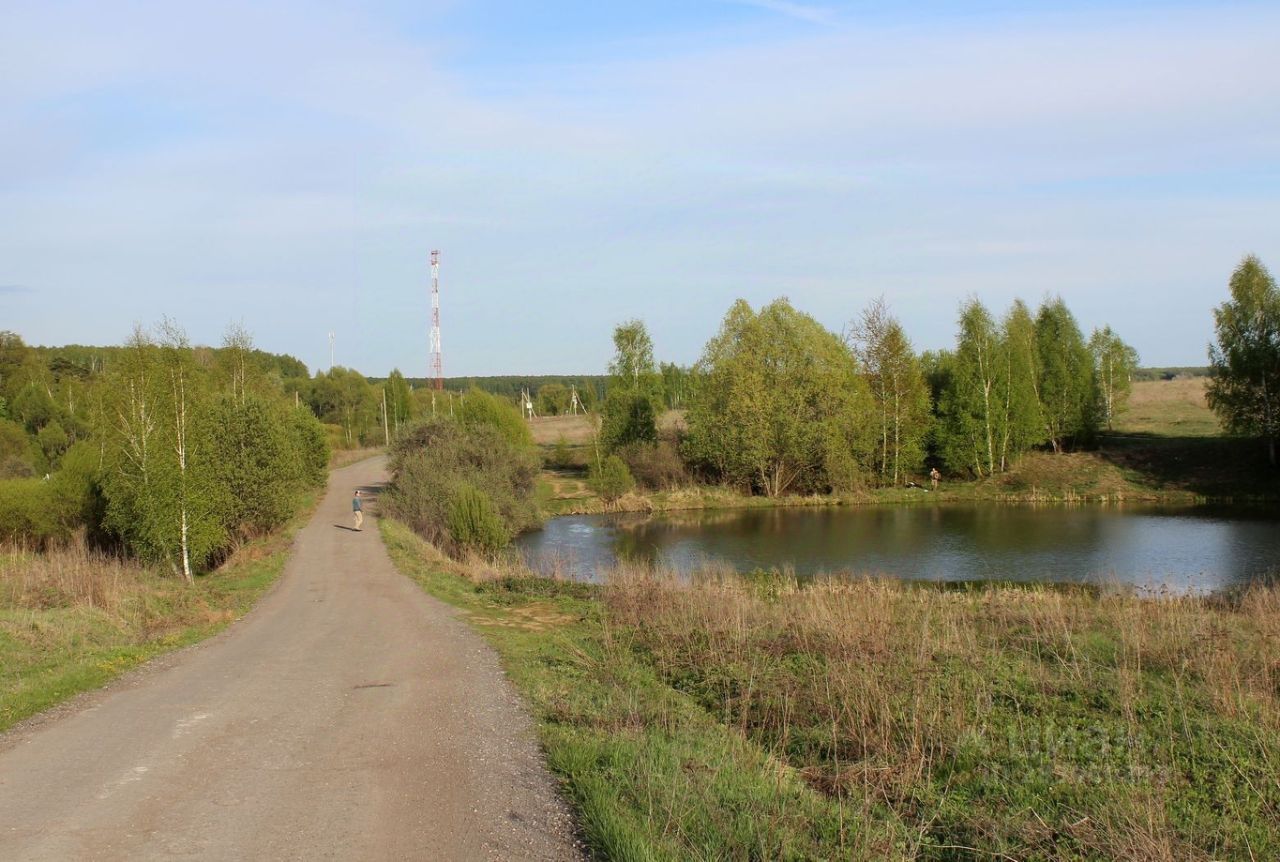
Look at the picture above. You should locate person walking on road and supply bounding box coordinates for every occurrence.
[352,489,364,531]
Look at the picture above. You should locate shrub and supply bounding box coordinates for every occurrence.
[384,417,539,555]
[589,455,635,502]
[457,388,532,448]
[619,440,688,490]
[290,409,330,486]
[0,418,40,477]
[601,391,658,451]
[550,436,572,470]
[445,484,509,554]
[0,478,62,545]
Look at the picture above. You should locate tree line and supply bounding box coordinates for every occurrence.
[0,323,328,578]
[595,295,1142,497]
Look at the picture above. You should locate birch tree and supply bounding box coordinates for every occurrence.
[997,300,1045,470]
[1035,298,1096,451]
[1208,255,1280,466]
[938,299,1002,477]
[850,298,931,485]
[1089,326,1139,431]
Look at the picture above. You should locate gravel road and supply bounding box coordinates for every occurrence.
[0,457,582,861]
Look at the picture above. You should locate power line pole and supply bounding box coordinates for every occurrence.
[430,250,443,391]
[328,331,335,371]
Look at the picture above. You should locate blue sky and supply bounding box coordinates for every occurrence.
[2,1,1277,375]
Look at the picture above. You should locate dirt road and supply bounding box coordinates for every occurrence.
[0,458,580,861]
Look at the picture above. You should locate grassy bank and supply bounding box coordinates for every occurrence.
[382,517,1280,861]
[0,490,316,732]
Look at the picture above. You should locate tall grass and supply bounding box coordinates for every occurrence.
[0,543,141,612]
[604,568,1280,860]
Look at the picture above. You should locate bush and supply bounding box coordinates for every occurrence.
[0,418,41,477]
[384,417,540,555]
[601,392,658,451]
[619,440,688,490]
[0,442,106,547]
[457,388,532,448]
[589,455,635,502]
[549,436,573,470]
[445,484,509,554]
[290,409,330,486]
[0,478,62,545]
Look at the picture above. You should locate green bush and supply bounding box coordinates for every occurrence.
[384,417,540,555]
[457,387,532,448]
[0,418,41,477]
[550,436,573,469]
[445,484,509,554]
[601,391,658,451]
[0,478,61,545]
[0,442,105,546]
[589,455,636,502]
[290,409,330,486]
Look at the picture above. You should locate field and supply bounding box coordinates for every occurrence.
[383,518,1280,861]
[1111,377,1218,437]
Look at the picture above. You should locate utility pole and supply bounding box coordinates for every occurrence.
[430,250,443,391]
[328,331,335,371]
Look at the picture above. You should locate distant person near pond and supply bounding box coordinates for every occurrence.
[930,467,941,491]
[352,490,364,531]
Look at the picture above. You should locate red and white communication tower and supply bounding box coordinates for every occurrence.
[429,249,443,390]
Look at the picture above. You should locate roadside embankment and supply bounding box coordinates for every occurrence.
[382,516,1280,861]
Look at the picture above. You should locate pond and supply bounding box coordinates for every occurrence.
[515,503,1280,593]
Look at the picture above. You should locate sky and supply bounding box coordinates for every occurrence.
[2,1,1277,376]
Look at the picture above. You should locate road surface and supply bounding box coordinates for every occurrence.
[0,457,581,860]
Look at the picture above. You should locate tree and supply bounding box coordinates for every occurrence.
[99,324,225,581]
[308,367,378,446]
[155,320,224,581]
[685,298,873,496]
[659,362,692,410]
[385,369,415,434]
[1207,255,1280,466]
[997,300,1046,469]
[849,298,931,485]
[1089,326,1139,431]
[937,299,1002,477]
[536,383,570,416]
[601,320,662,451]
[1035,298,1096,452]
[609,320,658,387]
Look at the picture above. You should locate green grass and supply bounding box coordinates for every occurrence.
[0,491,316,732]
[382,517,1280,861]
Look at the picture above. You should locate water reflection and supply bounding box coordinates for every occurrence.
[517,504,1280,593]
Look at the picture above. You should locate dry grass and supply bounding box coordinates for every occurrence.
[528,410,686,446]
[603,567,1280,860]
[0,544,145,613]
[1113,378,1219,437]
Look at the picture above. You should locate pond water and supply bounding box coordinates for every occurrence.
[516,504,1280,593]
